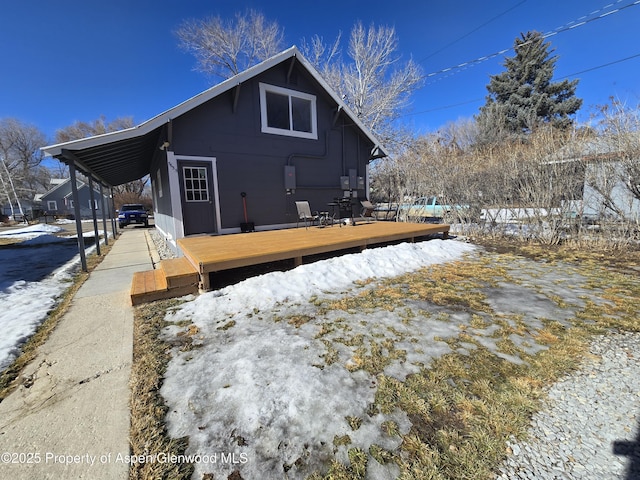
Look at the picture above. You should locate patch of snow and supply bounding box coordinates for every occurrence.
[0,223,64,239]
[0,226,105,371]
[0,261,79,371]
[161,239,476,479]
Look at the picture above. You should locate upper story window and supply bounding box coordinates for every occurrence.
[259,83,317,140]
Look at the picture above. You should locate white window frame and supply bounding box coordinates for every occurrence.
[89,199,100,210]
[47,200,57,211]
[182,166,210,203]
[259,83,318,140]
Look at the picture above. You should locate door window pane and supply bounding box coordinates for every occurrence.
[183,167,209,202]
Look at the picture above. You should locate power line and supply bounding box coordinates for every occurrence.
[407,52,640,119]
[538,0,640,40]
[558,52,640,78]
[404,98,484,117]
[419,0,527,63]
[421,0,640,82]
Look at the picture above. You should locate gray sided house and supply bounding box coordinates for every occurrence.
[554,138,640,222]
[42,46,387,256]
[1,200,37,221]
[38,178,108,219]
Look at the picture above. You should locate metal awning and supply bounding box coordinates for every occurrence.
[54,127,162,187]
[40,122,163,273]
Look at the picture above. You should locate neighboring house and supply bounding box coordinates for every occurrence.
[1,200,38,221]
[37,177,109,219]
[42,46,387,255]
[553,138,640,222]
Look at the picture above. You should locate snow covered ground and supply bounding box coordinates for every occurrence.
[0,223,103,371]
[160,239,478,479]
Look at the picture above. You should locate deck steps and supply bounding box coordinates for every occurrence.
[160,257,200,289]
[130,257,200,305]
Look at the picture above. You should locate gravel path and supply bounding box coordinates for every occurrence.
[496,331,640,480]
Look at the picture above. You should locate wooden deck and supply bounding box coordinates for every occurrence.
[180,221,449,290]
[130,221,449,304]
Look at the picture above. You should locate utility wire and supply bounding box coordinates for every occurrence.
[406,52,640,118]
[419,0,527,63]
[558,52,640,78]
[404,98,484,117]
[421,0,640,81]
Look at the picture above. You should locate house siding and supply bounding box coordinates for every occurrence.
[39,180,106,220]
[168,60,373,231]
[583,161,640,220]
[150,151,179,251]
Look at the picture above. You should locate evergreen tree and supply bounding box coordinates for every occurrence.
[477,31,582,143]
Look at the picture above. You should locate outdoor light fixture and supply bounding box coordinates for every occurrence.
[159,141,170,151]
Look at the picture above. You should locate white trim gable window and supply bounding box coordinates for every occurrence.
[259,83,317,140]
[47,200,57,211]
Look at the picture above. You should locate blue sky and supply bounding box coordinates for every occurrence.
[1,0,639,143]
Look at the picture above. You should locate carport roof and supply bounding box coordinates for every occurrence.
[47,130,163,187]
[41,46,388,187]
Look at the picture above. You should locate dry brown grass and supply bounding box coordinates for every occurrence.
[128,240,640,480]
[0,237,23,246]
[129,298,193,480]
[305,243,640,480]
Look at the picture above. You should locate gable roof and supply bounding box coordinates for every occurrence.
[41,46,387,187]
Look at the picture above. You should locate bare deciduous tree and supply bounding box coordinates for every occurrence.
[55,115,133,144]
[381,122,595,244]
[55,116,149,198]
[175,9,284,81]
[304,22,423,151]
[176,11,422,154]
[0,118,49,217]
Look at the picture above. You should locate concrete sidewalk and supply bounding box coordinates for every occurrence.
[0,228,154,479]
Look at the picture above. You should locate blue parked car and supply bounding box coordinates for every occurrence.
[118,204,149,228]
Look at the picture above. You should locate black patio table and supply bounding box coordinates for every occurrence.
[332,197,356,225]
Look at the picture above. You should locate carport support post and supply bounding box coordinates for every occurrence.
[68,161,87,272]
[88,176,101,256]
[99,183,108,246]
[110,187,118,237]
